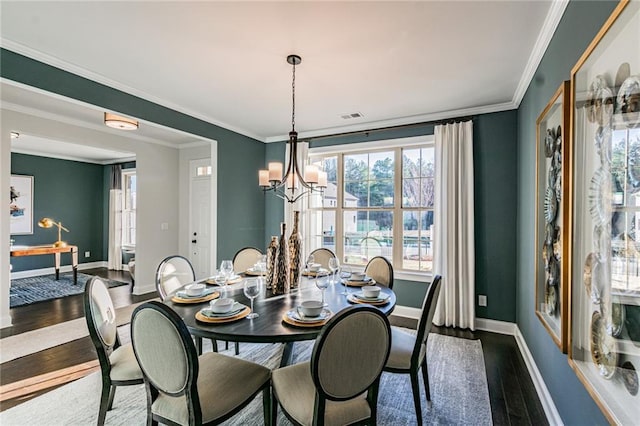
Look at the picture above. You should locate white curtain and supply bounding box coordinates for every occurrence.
[433,120,475,330]
[108,165,123,270]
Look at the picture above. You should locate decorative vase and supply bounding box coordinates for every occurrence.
[273,222,290,295]
[288,211,302,289]
[265,236,278,290]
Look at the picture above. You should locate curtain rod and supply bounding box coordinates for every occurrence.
[304,115,475,142]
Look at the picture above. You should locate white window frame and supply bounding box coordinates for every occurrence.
[121,168,136,249]
[307,135,434,282]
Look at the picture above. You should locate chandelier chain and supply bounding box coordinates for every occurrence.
[291,60,296,131]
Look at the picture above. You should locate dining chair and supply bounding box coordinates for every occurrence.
[156,255,237,355]
[383,275,442,425]
[309,247,336,270]
[232,246,263,274]
[365,255,394,289]
[130,301,271,426]
[271,305,391,426]
[84,276,143,426]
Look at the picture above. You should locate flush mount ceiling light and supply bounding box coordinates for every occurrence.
[259,54,327,203]
[104,112,139,130]
[10,132,20,139]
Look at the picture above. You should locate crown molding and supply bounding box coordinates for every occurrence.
[10,147,135,166]
[265,101,516,143]
[1,39,263,142]
[512,0,569,107]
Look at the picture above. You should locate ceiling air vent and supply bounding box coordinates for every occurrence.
[340,112,364,120]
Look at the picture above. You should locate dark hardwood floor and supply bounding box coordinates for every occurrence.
[0,270,548,425]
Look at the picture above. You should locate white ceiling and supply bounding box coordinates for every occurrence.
[0,1,566,144]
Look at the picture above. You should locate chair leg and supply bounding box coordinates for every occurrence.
[106,384,116,410]
[97,381,111,426]
[421,359,432,403]
[235,341,240,355]
[195,336,203,355]
[211,339,219,352]
[270,387,278,426]
[410,370,423,426]
[225,341,229,350]
[262,385,271,426]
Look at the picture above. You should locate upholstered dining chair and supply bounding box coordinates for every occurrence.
[383,275,442,425]
[271,305,392,426]
[155,255,232,355]
[130,301,271,426]
[365,255,394,289]
[232,246,263,274]
[309,247,336,270]
[84,276,143,426]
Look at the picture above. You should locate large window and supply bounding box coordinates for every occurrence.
[307,137,435,275]
[122,169,136,247]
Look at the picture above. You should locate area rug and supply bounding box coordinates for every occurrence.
[0,332,492,425]
[10,273,127,308]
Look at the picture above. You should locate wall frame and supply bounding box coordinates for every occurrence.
[9,174,34,235]
[536,81,571,353]
[569,0,640,423]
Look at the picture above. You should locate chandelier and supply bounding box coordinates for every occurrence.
[259,54,327,203]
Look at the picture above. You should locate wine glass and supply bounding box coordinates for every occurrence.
[220,260,234,281]
[244,277,262,319]
[306,254,315,272]
[315,275,329,307]
[213,270,227,298]
[328,257,340,284]
[339,264,352,295]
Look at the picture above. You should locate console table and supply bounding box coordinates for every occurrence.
[10,245,79,284]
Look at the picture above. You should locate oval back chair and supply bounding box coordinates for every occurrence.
[155,255,196,300]
[365,255,394,289]
[309,247,336,270]
[271,305,391,425]
[84,276,143,425]
[232,246,263,274]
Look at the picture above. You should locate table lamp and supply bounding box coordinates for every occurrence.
[38,217,69,248]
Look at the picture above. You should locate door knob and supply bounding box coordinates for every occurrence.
[191,239,197,243]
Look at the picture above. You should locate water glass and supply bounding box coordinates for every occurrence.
[328,257,340,284]
[315,276,329,306]
[220,260,234,281]
[244,277,262,319]
[340,265,352,295]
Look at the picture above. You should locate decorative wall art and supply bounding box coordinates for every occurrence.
[569,0,640,423]
[536,81,570,352]
[9,174,33,235]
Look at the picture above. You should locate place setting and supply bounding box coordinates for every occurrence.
[196,276,262,323]
[283,300,333,328]
[342,271,376,287]
[347,285,391,306]
[171,283,220,304]
[204,260,243,284]
[244,255,267,276]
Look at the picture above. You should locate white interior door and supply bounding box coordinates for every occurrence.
[189,159,212,279]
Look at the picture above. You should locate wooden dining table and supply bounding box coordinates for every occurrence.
[165,275,396,366]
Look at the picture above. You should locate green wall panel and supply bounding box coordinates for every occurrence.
[11,153,105,271]
[516,1,617,424]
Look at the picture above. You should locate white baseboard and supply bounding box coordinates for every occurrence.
[514,326,563,426]
[392,305,421,320]
[475,317,517,335]
[0,314,12,329]
[132,283,156,296]
[10,261,108,280]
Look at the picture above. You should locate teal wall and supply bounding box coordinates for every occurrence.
[265,112,518,317]
[1,49,266,263]
[11,153,105,271]
[516,1,617,424]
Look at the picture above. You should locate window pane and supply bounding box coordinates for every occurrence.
[370,179,394,207]
[403,178,420,207]
[403,148,421,178]
[308,209,336,254]
[343,210,393,265]
[403,210,433,272]
[421,147,435,177]
[421,178,435,208]
[309,156,337,208]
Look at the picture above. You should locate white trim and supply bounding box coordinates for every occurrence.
[266,102,514,143]
[475,317,517,335]
[309,135,434,156]
[10,148,136,166]
[515,326,564,426]
[1,40,263,142]
[9,261,108,280]
[395,271,431,282]
[512,0,569,107]
[392,305,422,320]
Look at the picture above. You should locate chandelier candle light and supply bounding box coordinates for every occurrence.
[259,55,328,203]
